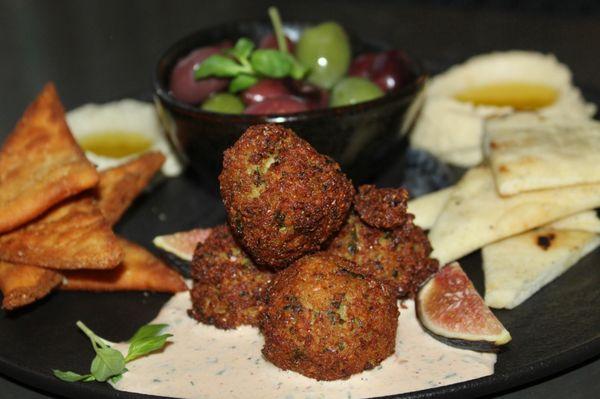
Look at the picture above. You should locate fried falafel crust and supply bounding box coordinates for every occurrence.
[189,224,274,330]
[261,252,398,381]
[327,213,438,298]
[219,124,354,268]
[354,185,410,229]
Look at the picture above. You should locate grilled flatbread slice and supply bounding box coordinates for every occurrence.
[546,210,600,233]
[485,115,600,196]
[0,83,99,233]
[61,238,186,293]
[407,187,454,230]
[429,167,600,264]
[0,196,123,270]
[96,152,165,226]
[0,261,62,310]
[482,228,600,309]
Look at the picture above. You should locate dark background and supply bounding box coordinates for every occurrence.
[0,0,598,398]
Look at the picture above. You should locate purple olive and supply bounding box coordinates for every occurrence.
[348,53,377,79]
[287,79,329,110]
[244,96,310,115]
[259,33,295,53]
[241,79,291,105]
[348,50,411,92]
[169,45,229,104]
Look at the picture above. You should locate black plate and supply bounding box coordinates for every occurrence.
[1,96,599,399]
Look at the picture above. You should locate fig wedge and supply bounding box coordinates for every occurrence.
[153,228,213,277]
[416,261,511,352]
[153,228,213,262]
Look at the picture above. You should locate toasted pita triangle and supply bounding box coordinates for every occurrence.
[0,83,99,233]
[61,238,186,293]
[96,152,165,226]
[482,228,600,309]
[429,167,600,264]
[0,196,123,269]
[0,261,62,310]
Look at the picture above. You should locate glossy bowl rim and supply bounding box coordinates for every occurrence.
[153,18,428,123]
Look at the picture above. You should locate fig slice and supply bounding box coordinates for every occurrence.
[416,261,511,352]
[153,228,212,262]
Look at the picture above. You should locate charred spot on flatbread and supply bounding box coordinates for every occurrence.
[536,233,556,250]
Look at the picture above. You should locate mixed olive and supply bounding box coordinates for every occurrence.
[169,9,412,115]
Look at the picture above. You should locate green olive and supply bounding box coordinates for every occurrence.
[330,77,384,107]
[296,22,351,89]
[201,93,245,114]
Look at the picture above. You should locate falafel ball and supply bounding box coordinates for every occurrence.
[219,124,354,268]
[189,224,275,330]
[261,252,398,381]
[327,213,438,298]
[354,185,410,229]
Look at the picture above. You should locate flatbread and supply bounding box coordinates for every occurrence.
[545,210,600,233]
[97,152,165,226]
[429,166,600,264]
[407,187,454,230]
[485,115,600,196]
[0,261,62,310]
[0,83,99,233]
[61,238,186,293]
[0,196,123,270]
[482,228,600,309]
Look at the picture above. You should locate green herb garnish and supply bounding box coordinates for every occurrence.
[53,321,171,384]
[194,6,307,92]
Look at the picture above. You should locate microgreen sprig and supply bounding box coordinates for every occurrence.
[193,7,307,93]
[53,321,172,384]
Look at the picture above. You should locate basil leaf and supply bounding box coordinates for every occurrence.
[53,370,95,382]
[129,323,168,342]
[90,347,126,382]
[229,74,258,93]
[110,371,125,384]
[194,55,249,79]
[125,334,172,363]
[287,55,308,80]
[250,49,292,78]
[229,37,255,62]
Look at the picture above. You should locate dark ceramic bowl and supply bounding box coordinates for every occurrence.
[154,19,426,192]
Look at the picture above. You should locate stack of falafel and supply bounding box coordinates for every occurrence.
[189,124,439,381]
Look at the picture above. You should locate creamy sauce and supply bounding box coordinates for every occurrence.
[454,82,558,110]
[111,292,495,398]
[78,131,154,158]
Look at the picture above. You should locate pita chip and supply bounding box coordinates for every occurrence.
[485,115,600,196]
[0,261,62,310]
[96,151,165,226]
[0,196,123,270]
[482,227,600,309]
[429,167,600,264]
[0,84,99,233]
[545,210,600,233]
[61,238,186,293]
[407,187,454,230]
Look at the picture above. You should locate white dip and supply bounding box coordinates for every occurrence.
[112,292,495,398]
